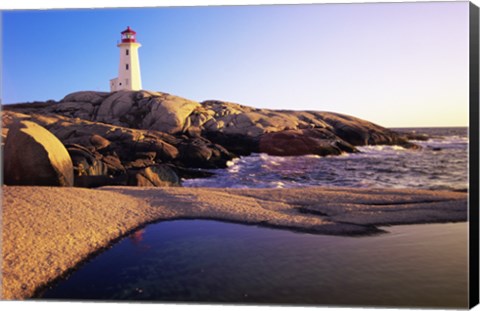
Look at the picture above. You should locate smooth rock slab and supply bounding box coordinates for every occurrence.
[1,186,467,300]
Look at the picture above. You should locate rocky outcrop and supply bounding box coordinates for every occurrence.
[3,120,74,186]
[2,90,420,187]
[59,91,200,134]
[259,128,358,156]
[313,112,420,149]
[5,90,416,154]
[200,101,332,138]
[1,110,230,188]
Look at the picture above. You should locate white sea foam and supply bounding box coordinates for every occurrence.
[183,129,468,191]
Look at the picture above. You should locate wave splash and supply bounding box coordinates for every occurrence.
[183,128,468,191]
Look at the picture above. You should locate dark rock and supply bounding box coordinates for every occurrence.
[125,158,156,169]
[315,112,415,148]
[331,139,358,153]
[186,126,202,137]
[172,166,216,179]
[74,175,126,188]
[395,131,430,141]
[177,137,233,168]
[259,128,357,156]
[127,165,180,187]
[90,134,111,150]
[397,140,422,150]
[66,144,108,176]
[203,131,259,156]
[135,139,179,161]
[101,154,126,176]
[135,151,157,160]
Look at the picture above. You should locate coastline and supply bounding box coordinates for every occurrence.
[1,185,467,300]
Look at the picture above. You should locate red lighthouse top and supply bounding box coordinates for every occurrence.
[121,26,137,43]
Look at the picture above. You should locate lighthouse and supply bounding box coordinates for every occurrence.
[110,26,142,92]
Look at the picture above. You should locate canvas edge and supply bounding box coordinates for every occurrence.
[469,1,480,309]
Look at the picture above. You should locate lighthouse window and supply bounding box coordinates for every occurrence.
[126,64,129,70]
[126,49,129,56]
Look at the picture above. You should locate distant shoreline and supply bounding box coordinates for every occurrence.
[389,126,468,129]
[1,185,467,300]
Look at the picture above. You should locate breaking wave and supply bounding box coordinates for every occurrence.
[183,127,468,191]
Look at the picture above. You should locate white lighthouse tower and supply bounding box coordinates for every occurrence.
[110,26,142,92]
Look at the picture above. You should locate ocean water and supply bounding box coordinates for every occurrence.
[184,127,468,191]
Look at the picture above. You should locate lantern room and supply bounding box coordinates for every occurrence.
[121,26,137,43]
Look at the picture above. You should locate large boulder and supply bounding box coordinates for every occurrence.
[1,111,31,145]
[140,94,200,133]
[4,120,74,186]
[91,91,201,134]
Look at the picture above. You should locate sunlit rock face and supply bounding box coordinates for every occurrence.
[2,89,418,188]
[1,110,231,188]
[58,90,201,134]
[5,90,415,150]
[3,120,74,187]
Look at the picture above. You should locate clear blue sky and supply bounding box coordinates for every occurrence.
[1,2,470,127]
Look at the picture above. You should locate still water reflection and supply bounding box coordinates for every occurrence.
[41,220,468,308]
